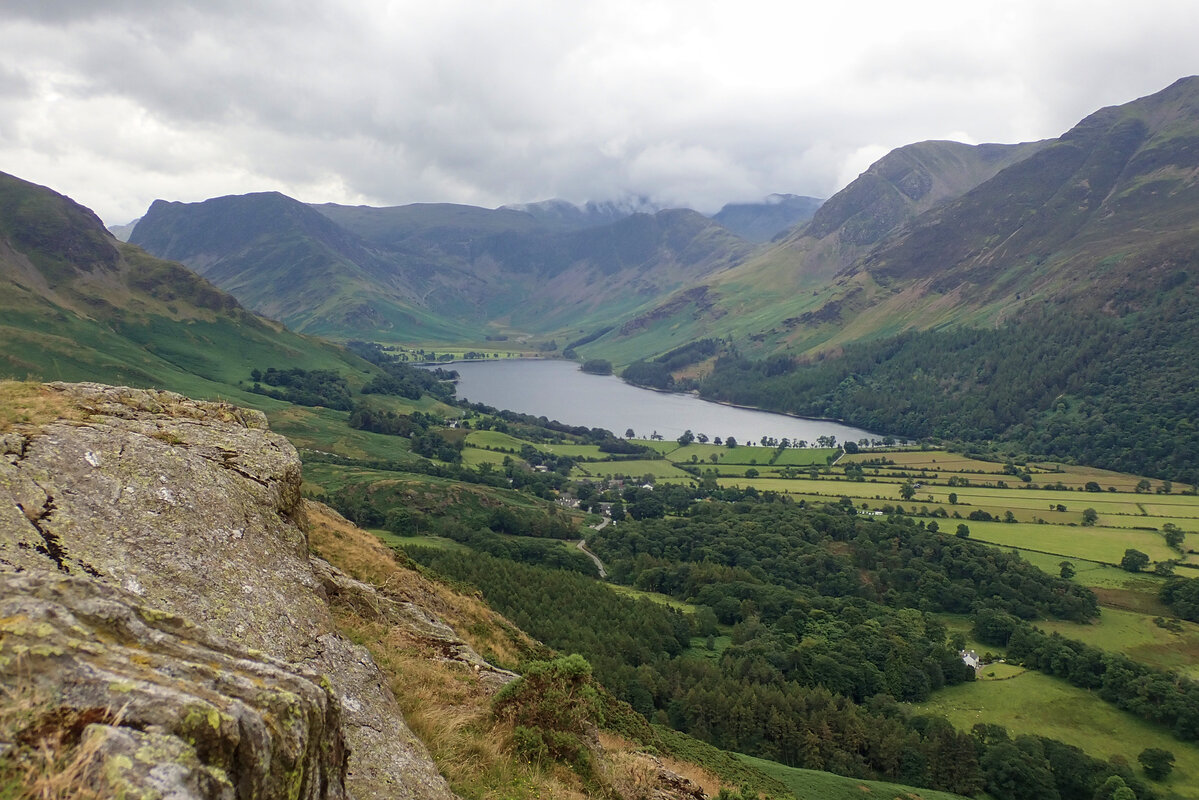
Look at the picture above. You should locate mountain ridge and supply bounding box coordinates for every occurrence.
[131,191,759,343]
[575,77,1199,364]
[711,193,824,242]
[0,170,377,402]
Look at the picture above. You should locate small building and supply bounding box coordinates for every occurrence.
[961,650,981,671]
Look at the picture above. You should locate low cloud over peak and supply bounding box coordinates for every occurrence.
[2,1,1194,224]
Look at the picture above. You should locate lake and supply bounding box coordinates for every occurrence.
[439,359,880,445]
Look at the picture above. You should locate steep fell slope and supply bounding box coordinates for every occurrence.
[696,77,1199,480]
[0,171,374,402]
[134,194,757,343]
[580,138,1045,361]
[131,193,473,340]
[856,75,1199,307]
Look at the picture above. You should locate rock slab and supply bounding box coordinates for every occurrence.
[0,383,460,800]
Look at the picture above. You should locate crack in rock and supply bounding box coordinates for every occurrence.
[19,488,69,573]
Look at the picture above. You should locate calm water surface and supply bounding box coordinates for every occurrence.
[442,359,879,445]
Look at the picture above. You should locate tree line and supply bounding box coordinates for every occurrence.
[405,539,1158,800]
[400,496,1176,798]
[698,296,1199,483]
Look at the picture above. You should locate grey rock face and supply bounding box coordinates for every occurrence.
[0,570,348,800]
[0,382,463,800]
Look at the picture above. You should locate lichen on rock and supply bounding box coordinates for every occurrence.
[0,570,347,800]
[0,382,465,800]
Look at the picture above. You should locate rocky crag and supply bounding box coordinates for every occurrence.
[0,382,512,799]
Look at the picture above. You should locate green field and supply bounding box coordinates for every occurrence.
[1010,550,1151,589]
[370,531,468,551]
[736,753,971,800]
[607,583,702,613]
[1036,607,1199,679]
[464,429,528,451]
[842,449,1012,473]
[540,443,607,458]
[963,520,1178,565]
[771,447,840,466]
[913,670,1199,798]
[663,443,838,466]
[709,463,1199,534]
[460,447,510,466]
[638,439,682,456]
[667,443,736,462]
[718,476,908,499]
[975,662,1026,680]
[269,405,445,463]
[840,450,1167,494]
[583,459,697,480]
[702,465,792,477]
[302,461,421,492]
[684,634,733,661]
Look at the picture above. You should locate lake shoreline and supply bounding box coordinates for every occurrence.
[422,358,881,444]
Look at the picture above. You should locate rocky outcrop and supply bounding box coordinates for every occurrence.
[311,557,518,691]
[0,382,484,799]
[0,570,347,800]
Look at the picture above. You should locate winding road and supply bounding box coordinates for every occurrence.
[576,517,609,577]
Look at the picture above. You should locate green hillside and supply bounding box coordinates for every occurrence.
[129,192,480,341]
[568,137,1047,362]
[685,77,1199,482]
[131,193,758,347]
[0,171,378,405]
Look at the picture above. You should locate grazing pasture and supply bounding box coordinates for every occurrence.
[585,459,696,480]
[736,753,972,800]
[464,429,528,451]
[1036,607,1199,679]
[914,670,1199,799]
[963,520,1179,565]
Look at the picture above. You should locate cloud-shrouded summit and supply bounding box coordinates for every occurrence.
[1,0,1195,225]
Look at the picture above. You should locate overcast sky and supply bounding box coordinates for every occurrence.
[0,1,1195,225]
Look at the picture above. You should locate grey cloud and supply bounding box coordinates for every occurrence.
[1,1,1195,225]
[0,0,299,24]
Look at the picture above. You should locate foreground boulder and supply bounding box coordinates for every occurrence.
[0,570,348,799]
[0,382,462,799]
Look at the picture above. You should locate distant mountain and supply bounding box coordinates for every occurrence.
[854,76,1199,306]
[0,172,371,399]
[500,197,663,230]
[732,74,1199,352]
[684,76,1199,481]
[107,217,140,241]
[592,138,1044,358]
[131,192,474,340]
[777,138,1048,282]
[131,194,756,343]
[710,194,823,242]
[314,201,542,245]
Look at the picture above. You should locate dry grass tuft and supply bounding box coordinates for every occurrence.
[308,501,586,797]
[598,731,727,799]
[305,500,540,669]
[0,382,85,433]
[0,679,110,800]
